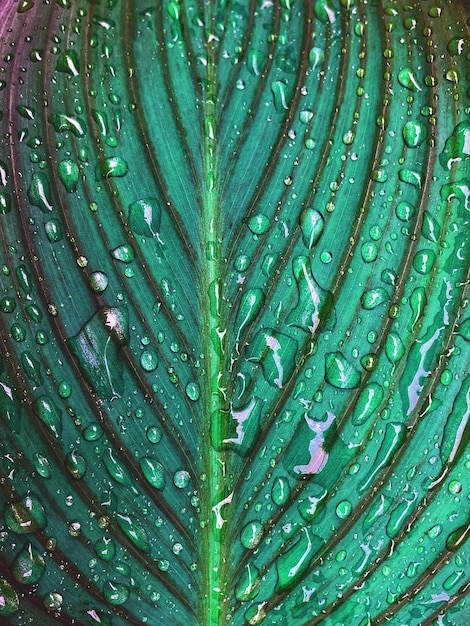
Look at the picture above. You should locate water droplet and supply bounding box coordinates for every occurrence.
[0,192,11,214]
[56,50,80,76]
[421,211,441,243]
[275,528,323,591]
[247,329,298,389]
[240,521,263,549]
[399,168,422,188]
[185,382,200,401]
[363,494,391,532]
[45,219,63,242]
[89,271,109,293]
[271,80,291,112]
[94,537,116,562]
[4,494,46,534]
[403,120,427,148]
[247,49,265,77]
[33,452,51,478]
[299,208,324,249]
[57,159,79,192]
[17,0,35,13]
[139,457,165,489]
[446,524,469,551]
[234,255,250,272]
[234,289,265,344]
[352,383,384,426]
[361,287,388,310]
[32,396,62,437]
[111,244,134,263]
[28,172,53,212]
[325,352,361,389]
[413,248,436,274]
[410,286,427,330]
[0,297,16,314]
[314,0,336,24]
[43,592,62,611]
[96,156,128,179]
[447,36,467,56]
[271,477,290,506]
[21,351,43,386]
[116,513,149,552]
[0,578,19,617]
[103,580,129,605]
[248,214,269,235]
[128,197,161,237]
[49,113,86,137]
[398,67,422,91]
[440,121,470,170]
[443,570,465,593]
[309,46,325,69]
[15,264,32,296]
[395,200,415,221]
[146,426,162,444]
[385,332,405,363]
[287,256,335,333]
[173,470,190,488]
[361,241,378,263]
[299,485,327,522]
[68,307,129,400]
[102,448,136,491]
[299,109,313,124]
[140,350,158,372]
[12,543,46,584]
[235,564,260,601]
[359,423,406,492]
[83,423,103,441]
[335,500,352,519]
[65,450,87,479]
[261,253,278,277]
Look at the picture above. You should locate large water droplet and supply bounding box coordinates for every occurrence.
[325,352,361,389]
[4,494,47,534]
[32,396,62,437]
[299,208,324,249]
[139,457,165,489]
[56,50,80,76]
[12,543,46,584]
[103,580,129,605]
[402,120,427,148]
[0,579,19,617]
[240,521,263,549]
[128,198,162,237]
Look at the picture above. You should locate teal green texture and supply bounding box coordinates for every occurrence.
[0,0,469,625]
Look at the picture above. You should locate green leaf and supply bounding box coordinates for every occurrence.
[0,1,469,625]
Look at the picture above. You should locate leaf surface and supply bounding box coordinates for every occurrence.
[0,1,469,625]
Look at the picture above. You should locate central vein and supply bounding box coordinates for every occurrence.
[202,27,226,626]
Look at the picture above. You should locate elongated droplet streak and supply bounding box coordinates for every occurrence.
[223,397,257,446]
[359,422,406,491]
[404,326,444,415]
[246,329,298,389]
[266,335,283,388]
[212,492,234,530]
[275,528,323,592]
[293,411,335,475]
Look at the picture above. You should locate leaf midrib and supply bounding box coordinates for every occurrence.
[201,14,226,624]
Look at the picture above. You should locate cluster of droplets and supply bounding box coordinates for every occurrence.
[0,0,469,625]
